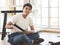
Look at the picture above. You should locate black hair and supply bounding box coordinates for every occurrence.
[23,3,32,9]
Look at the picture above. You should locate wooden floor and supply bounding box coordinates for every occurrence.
[1,32,60,45]
[0,34,11,45]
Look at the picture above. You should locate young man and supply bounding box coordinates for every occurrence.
[5,3,44,45]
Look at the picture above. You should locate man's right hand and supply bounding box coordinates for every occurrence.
[5,21,14,29]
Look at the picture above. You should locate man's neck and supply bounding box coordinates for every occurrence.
[22,14,27,18]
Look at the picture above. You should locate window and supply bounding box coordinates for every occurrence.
[41,0,60,29]
[29,0,60,29]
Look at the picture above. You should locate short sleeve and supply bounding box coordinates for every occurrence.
[29,17,34,26]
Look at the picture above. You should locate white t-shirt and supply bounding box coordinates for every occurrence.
[9,14,33,34]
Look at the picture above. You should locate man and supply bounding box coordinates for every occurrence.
[5,3,44,45]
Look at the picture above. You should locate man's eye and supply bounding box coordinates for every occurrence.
[25,8,31,10]
[26,8,28,9]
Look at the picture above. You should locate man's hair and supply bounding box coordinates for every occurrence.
[23,3,32,9]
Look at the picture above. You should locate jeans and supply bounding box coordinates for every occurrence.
[8,32,39,45]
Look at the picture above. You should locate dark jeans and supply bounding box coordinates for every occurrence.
[8,32,39,45]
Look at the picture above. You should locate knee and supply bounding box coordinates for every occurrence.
[13,35,24,43]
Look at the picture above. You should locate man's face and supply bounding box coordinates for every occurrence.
[23,6,32,16]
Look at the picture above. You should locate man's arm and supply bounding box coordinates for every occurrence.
[5,21,13,29]
[30,25,34,31]
[24,25,35,34]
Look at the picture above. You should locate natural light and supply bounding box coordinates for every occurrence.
[0,0,60,32]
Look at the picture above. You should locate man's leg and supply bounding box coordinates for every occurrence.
[27,32,39,40]
[12,34,33,45]
[12,34,24,45]
[27,32,44,44]
[22,34,33,45]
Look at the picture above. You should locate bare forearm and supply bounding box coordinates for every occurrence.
[5,25,13,29]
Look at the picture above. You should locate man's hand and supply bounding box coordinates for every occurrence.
[5,22,14,29]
